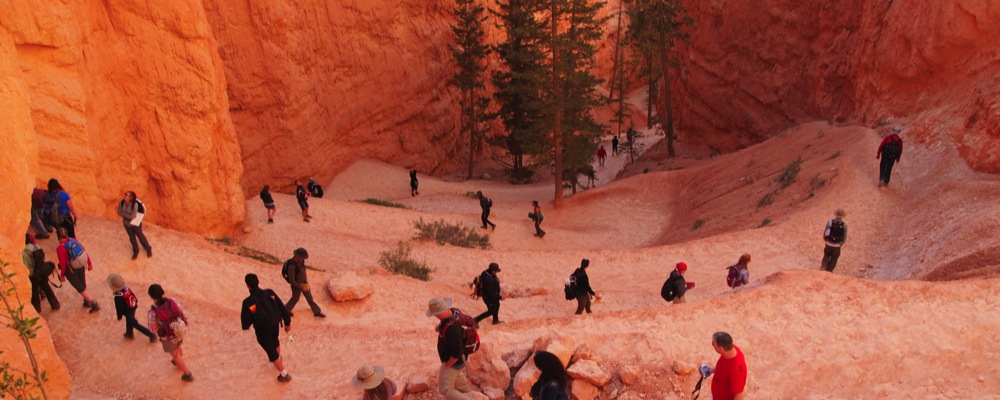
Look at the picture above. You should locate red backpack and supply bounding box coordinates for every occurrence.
[439,309,480,355]
[726,265,741,288]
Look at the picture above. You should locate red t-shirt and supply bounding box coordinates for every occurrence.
[711,345,747,400]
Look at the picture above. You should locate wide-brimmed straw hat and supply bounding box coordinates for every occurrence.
[425,297,453,317]
[350,365,385,390]
[107,274,125,292]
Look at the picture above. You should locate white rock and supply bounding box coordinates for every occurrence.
[572,343,593,363]
[469,343,511,397]
[513,356,540,397]
[504,346,533,369]
[567,359,611,387]
[570,379,600,400]
[326,272,373,301]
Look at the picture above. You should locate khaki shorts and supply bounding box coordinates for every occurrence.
[161,338,182,353]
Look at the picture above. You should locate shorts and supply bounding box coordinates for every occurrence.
[66,267,87,293]
[161,338,182,353]
[264,203,276,210]
[297,199,308,211]
[256,326,281,362]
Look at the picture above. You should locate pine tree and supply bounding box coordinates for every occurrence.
[450,0,493,179]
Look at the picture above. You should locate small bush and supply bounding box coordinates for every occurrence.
[643,168,650,174]
[692,219,706,230]
[828,150,841,160]
[760,217,772,227]
[210,236,233,246]
[414,218,491,249]
[464,191,479,199]
[378,241,433,281]
[758,190,778,208]
[778,157,803,189]
[357,198,409,209]
[209,237,281,265]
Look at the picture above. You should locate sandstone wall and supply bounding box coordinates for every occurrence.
[672,0,1000,172]
[202,0,463,193]
[1,0,245,237]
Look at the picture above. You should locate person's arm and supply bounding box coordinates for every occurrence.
[240,299,253,330]
[271,290,293,330]
[443,323,464,367]
[286,262,298,285]
[823,220,831,240]
[172,299,189,325]
[896,138,903,162]
[65,193,78,222]
[56,245,68,280]
[114,295,126,320]
[84,243,94,270]
[876,137,886,159]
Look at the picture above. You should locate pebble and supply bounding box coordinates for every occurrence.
[977,376,986,383]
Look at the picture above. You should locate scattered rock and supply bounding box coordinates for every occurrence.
[468,343,511,397]
[504,346,533,369]
[977,375,986,383]
[482,172,492,180]
[326,272,373,301]
[243,226,253,234]
[512,356,540,397]
[570,379,600,400]
[467,391,490,400]
[572,343,593,363]
[406,374,431,393]
[483,387,505,400]
[619,365,639,385]
[533,333,576,367]
[672,360,696,376]
[567,359,612,387]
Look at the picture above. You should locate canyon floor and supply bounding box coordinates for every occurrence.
[33,121,1000,399]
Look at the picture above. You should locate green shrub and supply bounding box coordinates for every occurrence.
[692,219,706,230]
[760,217,772,227]
[778,158,803,189]
[413,218,491,249]
[464,191,480,199]
[378,241,433,281]
[209,237,281,265]
[357,198,409,209]
[758,191,778,208]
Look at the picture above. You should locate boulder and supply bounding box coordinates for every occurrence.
[571,343,593,363]
[619,365,639,385]
[467,391,490,400]
[326,272,373,301]
[567,359,611,387]
[671,360,696,376]
[483,387,505,400]
[504,346,533,369]
[406,373,431,393]
[468,343,511,397]
[533,333,577,367]
[570,379,600,400]
[512,356,541,397]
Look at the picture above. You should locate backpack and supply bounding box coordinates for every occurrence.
[470,275,483,300]
[726,266,741,288]
[310,185,324,198]
[250,290,282,327]
[564,275,578,300]
[44,192,65,225]
[150,298,187,342]
[661,275,680,302]
[121,287,139,309]
[281,260,296,283]
[35,261,56,283]
[439,309,480,355]
[826,219,846,244]
[62,239,89,270]
[883,137,902,158]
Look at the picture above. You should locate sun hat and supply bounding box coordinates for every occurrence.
[425,297,453,317]
[350,365,385,390]
[676,262,688,272]
[107,274,125,292]
[835,209,846,218]
[293,248,309,259]
[488,262,501,272]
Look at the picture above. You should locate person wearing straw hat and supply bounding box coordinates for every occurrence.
[426,297,475,399]
[108,274,155,342]
[821,209,848,272]
[241,273,293,383]
[350,365,398,400]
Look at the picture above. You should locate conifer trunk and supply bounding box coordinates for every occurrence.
[551,1,564,207]
[658,40,676,158]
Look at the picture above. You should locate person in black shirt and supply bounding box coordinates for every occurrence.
[473,263,503,325]
[571,259,597,315]
[295,180,311,222]
[410,169,419,196]
[260,185,276,223]
[426,297,474,399]
[477,191,496,230]
[241,273,293,383]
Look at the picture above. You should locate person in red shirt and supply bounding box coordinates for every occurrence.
[707,331,747,400]
[55,227,100,313]
[597,145,607,167]
[876,126,904,187]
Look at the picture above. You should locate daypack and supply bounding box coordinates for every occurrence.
[121,287,139,309]
[35,261,56,283]
[826,219,846,244]
[726,266,741,288]
[564,275,578,300]
[470,275,483,299]
[439,309,480,355]
[250,290,282,327]
[44,192,66,225]
[281,260,296,283]
[149,298,187,342]
[661,275,680,302]
[487,198,493,208]
[883,137,902,158]
[310,184,324,198]
[62,239,89,270]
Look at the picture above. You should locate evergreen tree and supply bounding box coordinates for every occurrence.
[450,0,493,179]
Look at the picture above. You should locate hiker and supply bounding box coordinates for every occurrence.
[530,351,570,400]
[571,259,597,315]
[107,273,156,342]
[22,234,59,313]
[661,262,694,304]
[821,209,847,272]
[117,191,152,260]
[426,297,475,399]
[308,177,324,198]
[876,126,904,188]
[597,145,607,167]
[283,248,326,318]
[530,201,545,238]
[410,169,419,196]
[703,331,748,400]
[43,178,79,238]
[241,273,293,383]
[473,263,503,325]
[260,185,277,223]
[477,191,496,230]
[147,284,193,382]
[350,365,398,400]
[55,228,99,313]
[611,136,619,156]
[727,254,751,289]
[29,186,51,239]
[295,180,312,222]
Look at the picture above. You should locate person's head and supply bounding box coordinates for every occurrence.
[107,273,126,292]
[580,258,590,269]
[123,191,136,202]
[533,351,568,388]
[293,248,309,263]
[25,233,34,246]
[295,180,301,186]
[892,126,901,135]
[47,178,62,193]
[488,262,501,273]
[56,227,69,240]
[477,191,483,198]
[309,177,315,182]
[245,273,260,290]
[262,184,270,192]
[711,331,735,354]
[350,365,387,393]
[532,200,539,208]
[737,254,751,267]
[148,284,165,301]
[425,297,454,320]
[834,209,846,219]
[676,262,688,274]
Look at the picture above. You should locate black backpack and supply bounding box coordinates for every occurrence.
[281,260,296,283]
[726,266,741,288]
[564,275,578,300]
[252,290,283,327]
[470,275,483,299]
[826,219,846,244]
[661,275,680,302]
[883,137,902,158]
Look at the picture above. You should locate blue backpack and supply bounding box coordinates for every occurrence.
[63,239,89,269]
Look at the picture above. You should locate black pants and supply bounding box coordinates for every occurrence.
[58,217,76,239]
[481,210,495,229]
[286,284,322,315]
[124,223,152,255]
[821,245,842,272]
[123,309,154,338]
[256,325,281,362]
[879,157,896,185]
[534,219,545,237]
[30,278,59,312]
[575,293,592,314]
[474,297,501,323]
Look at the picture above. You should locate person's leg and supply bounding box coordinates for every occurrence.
[575,294,586,315]
[126,311,155,338]
[827,246,842,272]
[821,246,834,271]
[61,219,76,239]
[134,224,152,254]
[481,211,489,228]
[488,298,501,323]
[883,159,896,186]
[285,284,302,312]
[125,225,140,256]
[584,295,592,313]
[302,289,323,316]
[438,365,472,400]
[30,281,42,313]
[40,280,59,310]
[171,345,193,380]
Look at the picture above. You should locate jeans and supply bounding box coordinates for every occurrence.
[575,293,592,314]
[438,363,473,400]
[124,309,154,338]
[481,210,495,228]
[124,223,152,255]
[286,283,322,315]
[821,245,842,272]
[474,297,500,323]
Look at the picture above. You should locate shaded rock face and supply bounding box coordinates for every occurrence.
[672,0,1000,172]
[202,0,463,192]
[0,0,246,236]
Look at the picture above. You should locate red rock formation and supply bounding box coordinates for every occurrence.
[670,0,1000,172]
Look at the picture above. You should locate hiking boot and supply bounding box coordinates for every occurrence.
[132,252,139,260]
[124,333,135,340]
[267,218,274,224]
[149,334,157,343]
[82,300,91,308]
[181,373,194,382]
[492,320,505,325]
[277,373,292,383]
[89,302,100,313]
[146,248,153,258]
[314,312,326,318]
[303,218,310,223]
